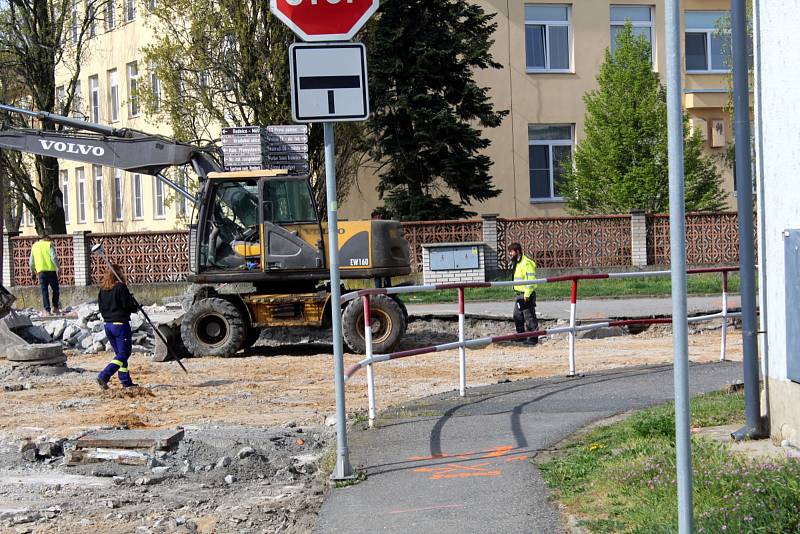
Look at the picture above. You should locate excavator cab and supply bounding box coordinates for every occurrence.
[196,170,325,276]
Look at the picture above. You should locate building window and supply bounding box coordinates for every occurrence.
[133,173,143,219]
[611,6,654,60]
[150,67,162,111]
[524,4,571,72]
[93,165,104,221]
[113,168,123,221]
[26,208,33,227]
[685,11,729,72]
[72,82,83,119]
[60,170,70,224]
[528,124,573,201]
[55,86,66,113]
[176,169,189,216]
[76,167,86,223]
[106,0,115,31]
[87,0,97,38]
[124,0,135,22]
[71,0,79,43]
[108,69,119,122]
[89,75,101,123]
[127,62,139,117]
[154,176,165,218]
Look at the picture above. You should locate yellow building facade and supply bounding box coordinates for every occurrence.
[19,0,739,235]
[340,0,741,220]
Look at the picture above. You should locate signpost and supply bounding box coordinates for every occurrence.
[271,0,378,481]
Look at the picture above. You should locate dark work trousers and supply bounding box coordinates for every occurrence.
[513,293,539,345]
[38,271,60,313]
[99,322,134,387]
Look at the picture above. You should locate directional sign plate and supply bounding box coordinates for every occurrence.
[289,43,369,123]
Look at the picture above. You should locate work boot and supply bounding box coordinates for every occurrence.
[95,375,109,390]
[123,383,139,389]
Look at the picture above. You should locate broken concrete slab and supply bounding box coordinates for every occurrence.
[7,343,64,363]
[76,429,185,451]
[65,448,151,467]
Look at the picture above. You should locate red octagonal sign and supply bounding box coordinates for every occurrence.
[270,0,379,42]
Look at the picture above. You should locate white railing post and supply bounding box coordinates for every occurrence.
[568,279,578,376]
[720,271,729,361]
[363,295,376,427]
[458,287,467,397]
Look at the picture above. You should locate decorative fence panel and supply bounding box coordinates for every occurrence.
[11,235,75,287]
[401,220,483,272]
[87,231,189,284]
[647,212,755,265]
[496,216,632,270]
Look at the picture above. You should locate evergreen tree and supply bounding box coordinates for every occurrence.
[561,23,726,214]
[366,0,507,221]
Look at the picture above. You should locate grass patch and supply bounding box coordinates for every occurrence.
[401,273,741,304]
[539,389,800,533]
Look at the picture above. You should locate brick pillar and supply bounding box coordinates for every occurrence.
[481,213,499,272]
[2,232,19,287]
[630,210,648,267]
[73,231,92,286]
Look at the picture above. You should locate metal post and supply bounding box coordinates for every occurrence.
[363,295,376,427]
[568,279,578,377]
[665,1,694,532]
[720,272,728,362]
[458,287,466,397]
[730,0,766,442]
[325,122,354,480]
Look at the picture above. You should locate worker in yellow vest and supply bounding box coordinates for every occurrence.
[508,242,539,346]
[29,234,61,315]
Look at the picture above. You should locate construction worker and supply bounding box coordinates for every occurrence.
[96,264,139,389]
[29,234,61,315]
[508,242,540,346]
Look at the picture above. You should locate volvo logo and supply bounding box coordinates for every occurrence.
[38,140,105,157]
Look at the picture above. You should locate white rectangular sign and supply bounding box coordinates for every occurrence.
[289,43,369,123]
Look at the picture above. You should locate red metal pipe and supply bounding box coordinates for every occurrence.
[362,295,371,329]
[458,287,465,315]
[571,279,578,305]
[722,271,729,292]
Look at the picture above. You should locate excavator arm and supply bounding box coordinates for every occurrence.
[0,103,222,190]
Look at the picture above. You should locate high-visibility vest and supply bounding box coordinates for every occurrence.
[31,240,57,272]
[512,255,537,298]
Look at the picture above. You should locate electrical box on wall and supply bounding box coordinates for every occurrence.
[784,229,800,383]
[711,119,726,148]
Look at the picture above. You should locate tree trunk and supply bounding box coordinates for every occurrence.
[35,155,67,235]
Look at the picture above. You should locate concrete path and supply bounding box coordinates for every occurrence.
[407,295,741,321]
[315,361,741,533]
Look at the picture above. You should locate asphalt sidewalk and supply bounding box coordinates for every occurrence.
[406,294,742,321]
[315,361,741,533]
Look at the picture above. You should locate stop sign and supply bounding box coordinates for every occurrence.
[270,0,379,42]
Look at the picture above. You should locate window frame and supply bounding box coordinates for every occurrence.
[105,0,115,31]
[524,4,573,74]
[149,67,162,112]
[124,0,135,22]
[93,165,104,222]
[127,62,140,118]
[89,75,101,123]
[610,5,656,65]
[108,69,119,122]
[153,176,166,219]
[132,173,144,220]
[60,170,70,224]
[76,167,86,223]
[528,124,574,203]
[113,168,124,221]
[685,11,730,74]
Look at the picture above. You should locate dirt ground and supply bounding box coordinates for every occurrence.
[0,318,743,533]
[0,318,742,441]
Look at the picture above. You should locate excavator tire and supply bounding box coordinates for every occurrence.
[180,297,246,357]
[342,294,406,354]
[243,326,262,350]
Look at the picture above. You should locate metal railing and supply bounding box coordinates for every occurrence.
[342,266,740,427]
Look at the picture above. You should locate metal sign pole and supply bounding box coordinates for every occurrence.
[324,121,354,480]
[665,0,694,532]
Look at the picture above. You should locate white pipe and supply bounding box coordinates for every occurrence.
[568,302,577,376]
[720,290,728,362]
[459,312,466,397]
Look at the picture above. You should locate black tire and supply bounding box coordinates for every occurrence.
[342,294,406,354]
[243,326,262,350]
[180,297,247,357]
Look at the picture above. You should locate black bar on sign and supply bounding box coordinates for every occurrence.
[328,91,335,114]
[299,75,361,90]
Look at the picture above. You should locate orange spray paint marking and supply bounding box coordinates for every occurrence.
[408,445,515,462]
[504,455,529,462]
[414,462,502,480]
[480,445,514,459]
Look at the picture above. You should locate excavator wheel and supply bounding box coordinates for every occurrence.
[342,294,406,354]
[180,297,247,357]
[243,326,262,350]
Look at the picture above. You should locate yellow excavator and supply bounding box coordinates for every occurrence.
[0,103,411,356]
